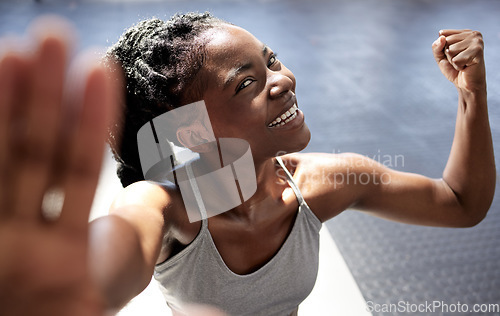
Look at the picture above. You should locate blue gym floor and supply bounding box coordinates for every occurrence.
[1,0,499,315]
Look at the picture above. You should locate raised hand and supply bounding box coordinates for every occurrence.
[432,29,486,93]
[0,17,119,315]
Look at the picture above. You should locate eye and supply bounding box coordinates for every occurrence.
[268,53,278,67]
[236,78,255,92]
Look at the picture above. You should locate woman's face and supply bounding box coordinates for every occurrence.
[200,24,311,162]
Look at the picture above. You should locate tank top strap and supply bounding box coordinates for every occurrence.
[185,161,208,229]
[275,156,305,206]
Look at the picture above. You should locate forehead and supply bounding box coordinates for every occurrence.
[206,24,262,54]
[202,25,265,80]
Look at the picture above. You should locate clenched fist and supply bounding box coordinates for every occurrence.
[433,29,486,93]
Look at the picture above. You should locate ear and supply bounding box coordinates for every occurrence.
[176,126,216,153]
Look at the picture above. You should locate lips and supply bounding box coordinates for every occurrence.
[268,103,299,128]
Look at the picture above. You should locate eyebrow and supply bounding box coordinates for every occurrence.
[223,44,269,90]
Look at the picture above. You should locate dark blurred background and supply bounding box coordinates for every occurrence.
[1,0,499,315]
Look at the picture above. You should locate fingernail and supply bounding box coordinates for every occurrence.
[439,30,444,35]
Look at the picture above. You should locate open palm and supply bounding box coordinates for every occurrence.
[0,17,118,315]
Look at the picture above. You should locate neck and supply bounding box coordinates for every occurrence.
[223,156,288,221]
[192,145,289,222]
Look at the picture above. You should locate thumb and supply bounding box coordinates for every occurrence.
[432,35,446,64]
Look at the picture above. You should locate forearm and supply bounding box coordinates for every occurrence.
[89,215,154,310]
[443,88,495,220]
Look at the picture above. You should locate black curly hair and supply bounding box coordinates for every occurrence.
[106,12,226,187]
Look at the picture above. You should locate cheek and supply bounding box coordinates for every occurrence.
[206,111,248,139]
[213,111,266,141]
[282,65,297,90]
[204,94,268,139]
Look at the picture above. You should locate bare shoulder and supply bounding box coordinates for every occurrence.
[109,180,195,242]
[111,181,178,212]
[109,181,177,223]
[280,152,379,222]
[282,152,378,171]
[281,152,381,184]
[109,179,199,230]
[110,180,200,263]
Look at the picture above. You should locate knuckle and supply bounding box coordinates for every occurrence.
[66,154,100,180]
[476,37,484,47]
[471,31,484,45]
[472,39,484,53]
[8,118,62,168]
[12,136,54,167]
[472,30,483,38]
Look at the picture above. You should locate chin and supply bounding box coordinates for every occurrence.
[295,125,311,151]
[277,124,311,156]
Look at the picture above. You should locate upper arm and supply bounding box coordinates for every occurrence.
[89,181,171,307]
[294,153,480,227]
[109,181,172,268]
[352,162,476,227]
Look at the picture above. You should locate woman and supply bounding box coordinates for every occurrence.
[0,12,494,316]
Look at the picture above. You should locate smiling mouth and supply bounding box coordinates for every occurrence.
[268,104,298,128]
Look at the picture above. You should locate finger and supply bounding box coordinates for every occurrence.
[1,51,33,219]
[439,29,472,37]
[0,53,26,217]
[11,34,69,221]
[443,32,471,46]
[59,57,119,231]
[446,41,471,70]
[445,33,483,70]
[442,36,465,71]
[432,35,459,75]
[446,39,470,57]
[444,47,461,71]
[449,48,481,70]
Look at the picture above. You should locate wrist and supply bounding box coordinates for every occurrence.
[458,85,487,102]
[457,86,488,116]
[456,80,487,98]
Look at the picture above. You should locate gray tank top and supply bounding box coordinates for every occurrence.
[154,157,322,316]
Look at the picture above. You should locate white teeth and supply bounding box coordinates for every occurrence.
[268,104,298,128]
[285,112,297,123]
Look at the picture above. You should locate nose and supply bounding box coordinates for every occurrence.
[268,71,295,99]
